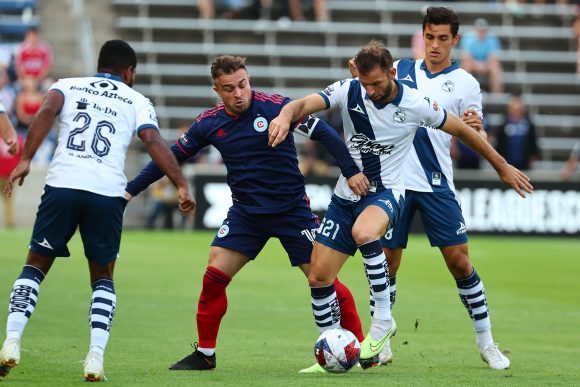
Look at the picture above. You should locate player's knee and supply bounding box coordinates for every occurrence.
[351,226,379,246]
[445,252,472,278]
[308,269,333,288]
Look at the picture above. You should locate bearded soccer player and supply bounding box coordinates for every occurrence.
[125,55,367,371]
[269,39,532,370]
[0,40,194,382]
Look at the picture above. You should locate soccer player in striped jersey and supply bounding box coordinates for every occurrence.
[269,39,532,369]
[125,55,368,371]
[377,7,513,369]
[0,40,195,382]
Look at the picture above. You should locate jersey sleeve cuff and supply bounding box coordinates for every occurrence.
[317,92,331,109]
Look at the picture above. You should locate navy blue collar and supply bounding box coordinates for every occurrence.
[365,79,404,109]
[420,60,460,79]
[94,72,124,82]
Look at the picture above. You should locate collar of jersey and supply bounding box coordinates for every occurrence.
[94,72,123,82]
[420,60,460,79]
[364,79,403,109]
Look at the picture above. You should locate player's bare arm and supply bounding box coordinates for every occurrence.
[462,108,485,138]
[0,113,19,155]
[138,127,196,218]
[5,90,63,197]
[269,93,327,147]
[441,113,533,198]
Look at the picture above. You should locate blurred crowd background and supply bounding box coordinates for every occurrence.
[0,0,579,229]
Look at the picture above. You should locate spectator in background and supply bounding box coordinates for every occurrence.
[197,0,251,19]
[14,77,42,136]
[14,27,53,82]
[146,177,179,229]
[494,94,540,170]
[460,18,503,93]
[560,141,579,181]
[287,0,329,22]
[0,68,16,116]
[0,34,13,74]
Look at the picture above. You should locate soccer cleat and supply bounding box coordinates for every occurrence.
[378,340,393,366]
[0,338,20,377]
[298,362,326,373]
[480,344,510,370]
[169,346,216,371]
[83,350,106,382]
[359,319,397,369]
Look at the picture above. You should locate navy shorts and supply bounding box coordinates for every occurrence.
[315,190,403,256]
[381,190,468,249]
[30,185,128,265]
[211,202,320,266]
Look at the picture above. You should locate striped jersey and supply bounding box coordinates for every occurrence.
[318,78,447,201]
[395,59,482,193]
[46,73,159,197]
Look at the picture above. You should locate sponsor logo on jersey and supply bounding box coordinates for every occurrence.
[432,101,439,111]
[423,96,430,105]
[76,98,89,110]
[217,224,230,238]
[253,116,268,132]
[442,80,455,92]
[216,128,227,138]
[456,222,467,235]
[350,133,395,156]
[393,108,406,123]
[179,133,189,146]
[349,104,366,115]
[90,79,119,91]
[37,238,54,250]
[323,84,334,96]
[70,85,134,105]
[401,74,414,83]
[431,172,442,186]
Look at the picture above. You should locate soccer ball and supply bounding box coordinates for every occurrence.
[314,328,360,373]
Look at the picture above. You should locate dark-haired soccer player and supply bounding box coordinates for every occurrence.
[125,55,368,371]
[0,39,195,382]
[380,7,511,369]
[269,39,532,369]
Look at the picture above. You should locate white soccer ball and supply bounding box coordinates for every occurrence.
[314,328,361,373]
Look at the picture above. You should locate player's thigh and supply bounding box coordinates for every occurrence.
[353,190,403,243]
[208,246,250,278]
[210,206,268,261]
[381,190,417,250]
[277,204,320,267]
[315,196,358,257]
[417,191,468,247]
[78,192,128,265]
[29,185,82,258]
[308,242,350,286]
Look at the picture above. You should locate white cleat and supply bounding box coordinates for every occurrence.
[0,338,20,377]
[379,340,393,366]
[84,351,107,382]
[480,344,510,370]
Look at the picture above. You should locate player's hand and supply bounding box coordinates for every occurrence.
[498,164,533,198]
[177,186,196,224]
[347,172,370,197]
[268,116,291,147]
[348,57,358,78]
[5,137,19,155]
[462,109,485,138]
[4,159,31,197]
[124,192,133,202]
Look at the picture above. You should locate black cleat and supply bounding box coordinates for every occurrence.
[169,345,216,371]
[358,354,380,370]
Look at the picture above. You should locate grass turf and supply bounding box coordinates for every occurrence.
[0,229,578,386]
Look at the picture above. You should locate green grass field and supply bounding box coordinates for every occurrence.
[0,229,579,386]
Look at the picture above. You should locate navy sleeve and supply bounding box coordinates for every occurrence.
[125,142,192,197]
[309,119,360,179]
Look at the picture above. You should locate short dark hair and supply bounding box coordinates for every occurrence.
[422,7,461,37]
[210,55,247,82]
[97,40,137,73]
[353,40,393,76]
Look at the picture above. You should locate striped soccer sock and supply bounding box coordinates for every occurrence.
[89,279,116,355]
[311,283,341,333]
[6,265,46,340]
